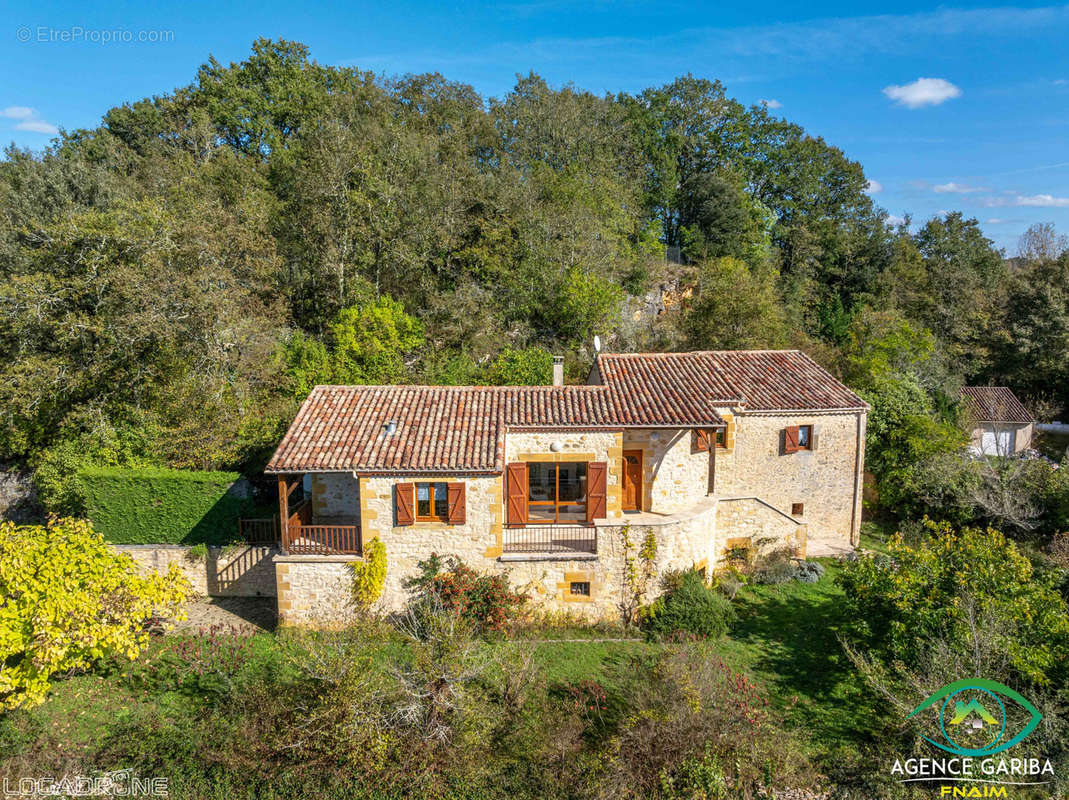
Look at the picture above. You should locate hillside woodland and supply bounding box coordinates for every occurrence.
[2,39,1068,535]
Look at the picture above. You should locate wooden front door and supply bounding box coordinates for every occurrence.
[622,450,642,511]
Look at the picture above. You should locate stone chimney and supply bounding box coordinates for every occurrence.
[552,356,565,387]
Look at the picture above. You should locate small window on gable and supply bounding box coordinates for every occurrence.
[714,429,725,447]
[570,581,590,596]
[797,425,813,450]
[791,503,804,516]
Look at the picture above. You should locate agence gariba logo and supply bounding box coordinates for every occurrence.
[889,678,1055,794]
[908,678,1042,757]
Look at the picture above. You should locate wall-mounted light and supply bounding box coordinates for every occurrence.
[550,440,563,452]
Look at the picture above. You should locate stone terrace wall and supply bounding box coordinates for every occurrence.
[275,556,359,626]
[114,544,279,597]
[713,497,806,561]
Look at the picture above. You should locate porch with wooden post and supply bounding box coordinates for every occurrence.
[276,474,362,556]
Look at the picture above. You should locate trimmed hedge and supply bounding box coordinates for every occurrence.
[79,467,258,545]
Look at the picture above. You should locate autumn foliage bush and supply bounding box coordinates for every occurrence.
[404,553,527,633]
[602,643,812,798]
[0,518,191,708]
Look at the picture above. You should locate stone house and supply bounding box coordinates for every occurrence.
[265,350,868,624]
[959,386,1034,456]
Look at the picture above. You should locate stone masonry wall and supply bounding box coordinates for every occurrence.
[275,556,359,626]
[712,410,864,543]
[310,472,361,519]
[360,473,504,610]
[114,544,279,597]
[622,429,709,514]
[713,497,806,561]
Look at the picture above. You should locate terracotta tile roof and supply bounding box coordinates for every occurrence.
[267,350,867,473]
[267,386,506,474]
[591,352,738,424]
[592,350,868,413]
[960,386,1032,424]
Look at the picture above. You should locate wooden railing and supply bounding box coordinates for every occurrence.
[502,525,597,554]
[287,524,362,555]
[236,516,280,546]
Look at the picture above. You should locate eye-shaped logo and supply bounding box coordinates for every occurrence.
[907,678,1042,756]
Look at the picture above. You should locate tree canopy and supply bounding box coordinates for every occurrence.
[1,38,1060,518]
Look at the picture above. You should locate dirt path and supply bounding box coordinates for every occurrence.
[172,596,277,632]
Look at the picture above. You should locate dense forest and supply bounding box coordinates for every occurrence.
[2,39,1068,525]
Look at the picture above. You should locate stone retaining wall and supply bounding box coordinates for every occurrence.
[275,556,360,626]
[272,492,808,625]
[113,544,279,597]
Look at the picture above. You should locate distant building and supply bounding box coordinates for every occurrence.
[959,386,1034,456]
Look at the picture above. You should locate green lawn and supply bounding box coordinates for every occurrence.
[725,560,878,758]
[859,519,897,554]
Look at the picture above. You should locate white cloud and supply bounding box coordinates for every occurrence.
[1014,194,1069,207]
[883,77,962,108]
[1,106,35,120]
[933,182,985,193]
[982,193,1069,208]
[986,218,1007,224]
[759,98,782,108]
[15,119,58,134]
[1,106,58,135]
[886,214,906,226]
[866,180,883,194]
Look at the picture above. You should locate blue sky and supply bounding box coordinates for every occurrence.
[3,0,1068,251]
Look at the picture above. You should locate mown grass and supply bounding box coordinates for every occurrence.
[859,519,897,554]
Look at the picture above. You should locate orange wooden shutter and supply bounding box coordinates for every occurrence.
[447,482,466,525]
[586,462,607,522]
[783,426,800,454]
[506,463,527,527]
[395,482,414,525]
[692,429,709,452]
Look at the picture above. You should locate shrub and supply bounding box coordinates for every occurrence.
[349,537,386,611]
[752,550,825,584]
[838,518,1069,686]
[123,625,258,700]
[603,644,813,798]
[1051,531,1069,569]
[0,518,191,708]
[793,560,825,583]
[404,554,526,633]
[79,466,256,544]
[641,570,735,640]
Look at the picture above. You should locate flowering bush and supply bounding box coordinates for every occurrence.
[0,518,191,709]
[404,553,526,633]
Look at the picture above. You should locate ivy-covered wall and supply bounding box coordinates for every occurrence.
[79,467,256,545]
